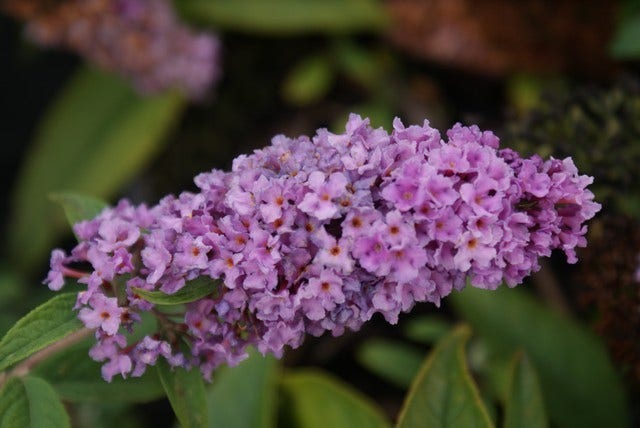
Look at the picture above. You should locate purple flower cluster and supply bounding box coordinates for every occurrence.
[17,0,220,98]
[46,114,600,381]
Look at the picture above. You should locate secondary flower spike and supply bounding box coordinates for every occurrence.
[4,0,220,98]
[45,114,601,381]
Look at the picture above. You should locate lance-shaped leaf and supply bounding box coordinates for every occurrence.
[356,339,423,388]
[504,352,548,428]
[132,277,221,305]
[8,66,185,272]
[175,0,387,34]
[396,325,494,428]
[403,315,451,345]
[282,54,334,106]
[0,376,70,428]
[332,40,382,91]
[157,361,208,428]
[0,293,83,372]
[451,286,629,428]
[50,192,108,233]
[282,369,390,428]
[207,350,280,428]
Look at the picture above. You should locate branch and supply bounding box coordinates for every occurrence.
[0,328,92,388]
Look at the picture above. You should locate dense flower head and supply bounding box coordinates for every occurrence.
[4,0,220,98]
[45,114,600,380]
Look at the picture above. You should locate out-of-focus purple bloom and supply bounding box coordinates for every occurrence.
[45,114,600,381]
[8,0,220,98]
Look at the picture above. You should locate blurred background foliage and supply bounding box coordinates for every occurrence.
[1,0,640,426]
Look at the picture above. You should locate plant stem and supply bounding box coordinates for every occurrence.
[0,328,92,388]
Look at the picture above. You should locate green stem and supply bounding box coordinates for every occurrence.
[0,328,92,389]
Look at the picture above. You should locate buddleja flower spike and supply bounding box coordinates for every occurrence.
[46,114,600,381]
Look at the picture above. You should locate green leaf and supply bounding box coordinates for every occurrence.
[333,41,381,90]
[33,340,164,403]
[403,315,451,344]
[282,369,389,428]
[175,0,387,34]
[132,277,221,305]
[356,339,423,388]
[157,361,208,428]
[0,376,70,428]
[8,66,185,272]
[610,14,640,58]
[505,73,545,115]
[396,325,494,428]
[0,293,83,372]
[282,54,334,106]
[49,192,108,231]
[466,338,512,405]
[207,350,280,428]
[504,352,548,428]
[451,286,629,428]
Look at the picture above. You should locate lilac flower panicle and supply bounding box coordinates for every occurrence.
[46,114,600,380]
